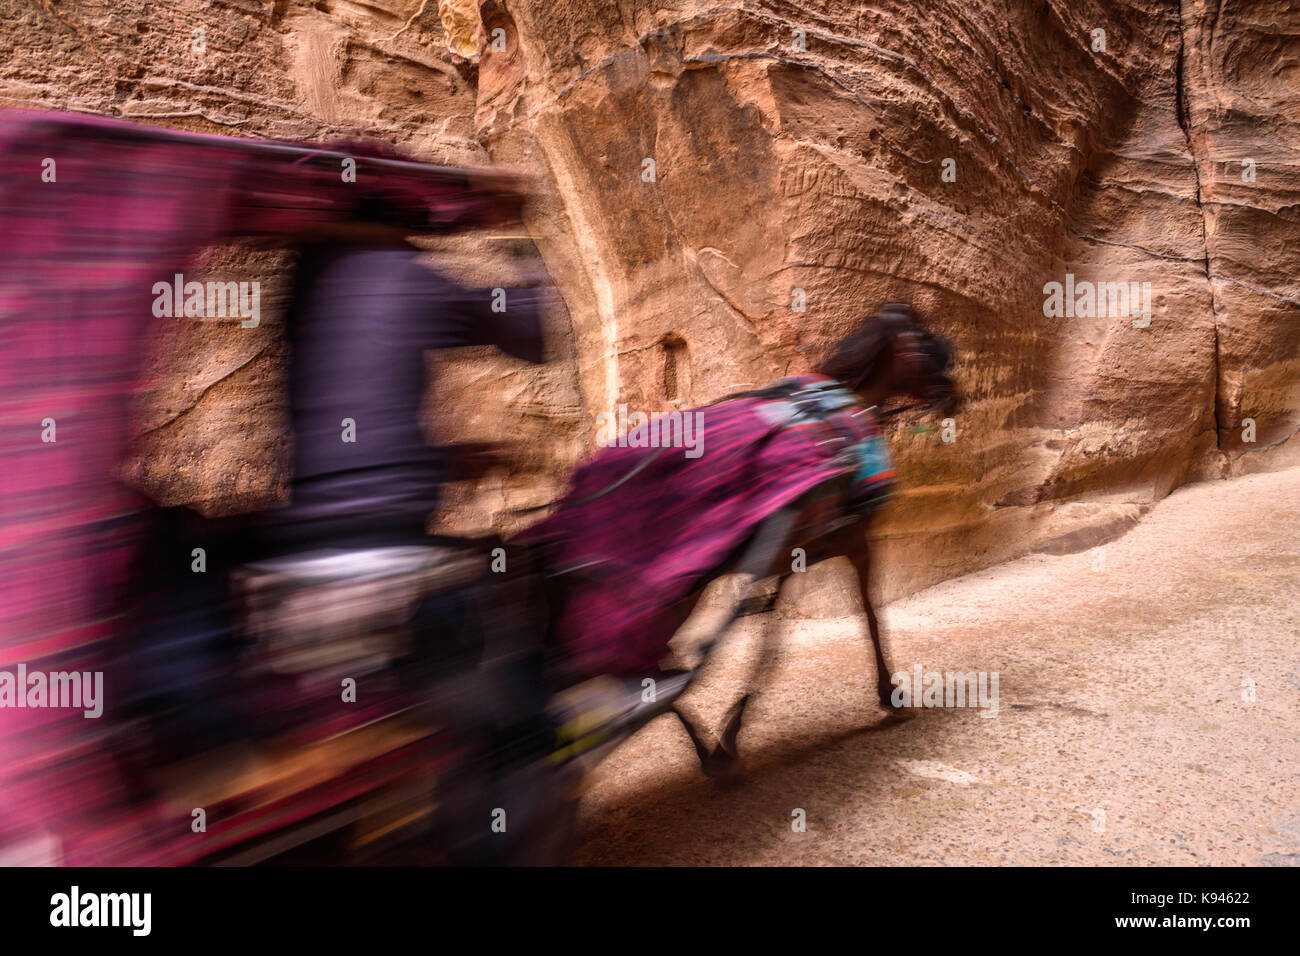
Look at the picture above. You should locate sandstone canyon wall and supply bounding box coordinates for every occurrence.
[2,0,1295,606]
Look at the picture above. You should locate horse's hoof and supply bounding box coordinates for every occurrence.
[701,749,745,786]
[878,686,902,707]
[878,692,915,715]
[717,693,751,759]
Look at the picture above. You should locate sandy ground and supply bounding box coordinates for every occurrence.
[572,467,1300,865]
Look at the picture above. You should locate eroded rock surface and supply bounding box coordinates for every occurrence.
[471,0,1299,600]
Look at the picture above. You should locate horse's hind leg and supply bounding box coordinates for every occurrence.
[711,569,793,759]
[673,506,801,778]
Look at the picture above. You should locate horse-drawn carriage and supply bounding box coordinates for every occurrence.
[0,109,956,866]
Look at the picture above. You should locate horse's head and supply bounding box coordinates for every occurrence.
[817,303,958,417]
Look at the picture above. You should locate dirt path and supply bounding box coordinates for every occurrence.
[573,467,1300,865]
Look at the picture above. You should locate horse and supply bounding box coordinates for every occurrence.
[515,303,958,778]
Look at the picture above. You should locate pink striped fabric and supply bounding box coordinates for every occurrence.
[0,108,523,860]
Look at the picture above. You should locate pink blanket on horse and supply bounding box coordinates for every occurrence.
[518,376,894,677]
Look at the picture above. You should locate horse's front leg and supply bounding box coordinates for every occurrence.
[844,531,903,711]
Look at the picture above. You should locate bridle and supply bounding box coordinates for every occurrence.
[872,327,954,421]
[871,399,936,421]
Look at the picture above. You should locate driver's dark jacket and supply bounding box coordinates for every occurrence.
[283,241,546,531]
